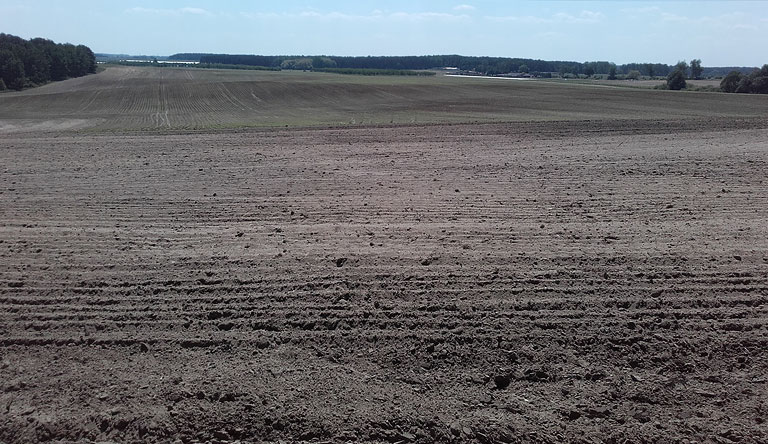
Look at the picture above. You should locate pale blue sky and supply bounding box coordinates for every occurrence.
[1,1,766,66]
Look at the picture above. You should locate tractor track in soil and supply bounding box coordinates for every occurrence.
[1,119,767,443]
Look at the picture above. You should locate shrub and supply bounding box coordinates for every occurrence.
[752,75,768,94]
[735,76,753,93]
[666,69,687,90]
[720,71,742,93]
[721,65,768,94]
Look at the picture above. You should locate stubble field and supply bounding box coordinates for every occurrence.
[1,67,767,443]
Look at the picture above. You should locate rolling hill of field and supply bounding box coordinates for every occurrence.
[1,66,767,132]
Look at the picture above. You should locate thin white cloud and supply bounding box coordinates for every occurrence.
[127,7,212,17]
[239,11,281,20]
[660,12,692,23]
[126,7,165,15]
[240,10,470,22]
[180,7,210,15]
[486,15,547,24]
[453,4,476,11]
[487,10,603,24]
[553,11,603,24]
[389,11,469,21]
[660,11,764,31]
[620,6,660,15]
[299,11,360,20]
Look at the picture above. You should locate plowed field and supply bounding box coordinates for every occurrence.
[1,66,768,132]
[1,68,767,443]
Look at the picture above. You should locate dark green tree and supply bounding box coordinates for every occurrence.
[44,43,71,81]
[587,61,615,74]
[675,60,689,79]
[690,59,703,79]
[752,76,768,94]
[0,34,96,88]
[311,57,337,69]
[735,76,753,93]
[720,71,742,93]
[666,68,687,90]
[23,47,50,84]
[518,64,529,73]
[748,65,768,94]
[607,66,617,80]
[645,64,655,78]
[0,50,25,90]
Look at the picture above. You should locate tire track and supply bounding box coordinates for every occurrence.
[1,123,767,443]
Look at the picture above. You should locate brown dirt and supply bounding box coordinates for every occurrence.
[2,66,768,132]
[1,119,767,443]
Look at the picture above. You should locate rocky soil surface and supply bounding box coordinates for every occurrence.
[1,119,767,443]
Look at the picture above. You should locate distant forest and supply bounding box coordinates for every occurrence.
[0,33,96,91]
[170,53,756,78]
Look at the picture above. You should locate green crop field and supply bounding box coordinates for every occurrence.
[1,66,767,133]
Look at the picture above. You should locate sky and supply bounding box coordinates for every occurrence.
[1,1,767,66]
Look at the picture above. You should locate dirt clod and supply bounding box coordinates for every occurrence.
[493,374,511,389]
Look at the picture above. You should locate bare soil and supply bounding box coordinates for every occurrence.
[1,67,768,132]
[1,118,767,443]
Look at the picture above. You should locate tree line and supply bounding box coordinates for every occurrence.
[314,68,435,76]
[0,33,96,91]
[720,65,768,94]
[659,59,768,94]
[177,53,759,79]
[193,54,602,75]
